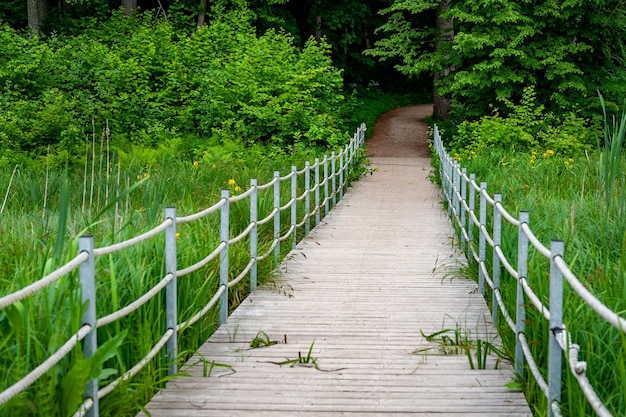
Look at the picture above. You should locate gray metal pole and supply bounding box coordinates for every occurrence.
[515,211,529,380]
[79,235,98,417]
[250,179,258,292]
[492,194,502,326]
[469,173,476,245]
[460,168,467,250]
[323,155,329,215]
[339,151,344,200]
[548,240,564,417]
[304,163,311,235]
[164,207,177,376]
[315,159,320,226]
[331,152,336,207]
[478,182,487,295]
[291,166,297,250]
[274,171,281,263]
[219,189,230,325]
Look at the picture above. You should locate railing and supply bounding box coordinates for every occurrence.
[433,125,625,417]
[0,124,366,417]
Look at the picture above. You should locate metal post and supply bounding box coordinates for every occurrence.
[291,166,297,250]
[478,182,487,295]
[164,207,177,375]
[515,211,529,380]
[492,193,502,326]
[250,179,258,292]
[273,171,281,263]
[548,240,564,417]
[79,235,98,417]
[469,173,476,245]
[454,162,461,220]
[331,152,336,207]
[314,159,320,226]
[304,163,310,235]
[219,189,229,325]
[460,168,467,249]
[323,155,329,215]
[339,151,344,200]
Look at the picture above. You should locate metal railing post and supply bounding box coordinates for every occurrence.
[291,166,297,250]
[515,211,529,380]
[250,179,258,292]
[315,159,320,225]
[453,162,461,220]
[460,167,467,249]
[79,235,98,417]
[478,182,487,295]
[164,207,177,375]
[548,240,564,417]
[304,163,311,235]
[323,155,329,215]
[331,152,336,207]
[339,151,344,200]
[273,171,281,263]
[469,173,476,244]
[219,190,230,325]
[492,193,502,326]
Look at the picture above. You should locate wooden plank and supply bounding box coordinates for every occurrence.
[138,156,531,417]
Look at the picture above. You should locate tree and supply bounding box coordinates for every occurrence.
[369,0,626,121]
[122,0,137,15]
[27,0,46,35]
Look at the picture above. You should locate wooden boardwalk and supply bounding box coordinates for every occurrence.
[140,156,532,416]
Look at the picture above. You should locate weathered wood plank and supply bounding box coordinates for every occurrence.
[138,157,531,417]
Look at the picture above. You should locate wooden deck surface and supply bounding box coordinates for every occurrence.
[139,156,532,416]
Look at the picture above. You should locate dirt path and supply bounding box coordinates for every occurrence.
[365,104,433,158]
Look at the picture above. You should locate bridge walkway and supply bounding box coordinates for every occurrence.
[139,150,532,416]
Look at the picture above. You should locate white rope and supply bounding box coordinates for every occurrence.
[480,261,494,289]
[94,219,172,257]
[279,171,295,181]
[97,273,175,328]
[481,188,495,206]
[494,288,516,332]
[0,252,89,310]
[0,324,92,406]
[554,329,612,417]
[279,225,296,242]
[495,246,519,279]
[279,197,295,212]
[255,176,278,191]
[480,224,495,247]
[177,242,225,277]
[555,256,626,334]
[257,208,278,226]
[495,201,520,227]
[257,239,278,261]
[228,185,256,203]
[176,198,226,224]
[228,259,255,288]
[229,222,255,245]
[178,285,225,330]
[521,223,550,258]
[98,329,174,399]
[520,277,550,321]
[518,332,549,396]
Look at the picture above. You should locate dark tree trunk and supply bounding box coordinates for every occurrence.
[27,0,45,36]
[433,0,453,120]
[122,0,137,16]
[197,0,207,27]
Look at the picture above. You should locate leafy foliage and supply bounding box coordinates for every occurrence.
[0,10,350,166]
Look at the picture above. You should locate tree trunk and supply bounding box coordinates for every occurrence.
[27,0,45,36]
[197,0,207,27]
[433,0,453,120]
[122,0,137,16]
[312,0,322,43]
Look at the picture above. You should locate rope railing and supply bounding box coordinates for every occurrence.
[434,124,625,417]
[0,123,367,416]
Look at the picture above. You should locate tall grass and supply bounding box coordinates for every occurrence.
[0,134,339,416]
[455,140,626,416]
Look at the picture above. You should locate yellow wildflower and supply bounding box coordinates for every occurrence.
[175,232,181,239]
[228,179,236,186]
[234,186,242,192]
[193,161,199,168]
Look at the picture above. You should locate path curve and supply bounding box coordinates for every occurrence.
[366,104,432,158]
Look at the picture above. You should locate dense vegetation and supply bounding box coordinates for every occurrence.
[1,0,626,416]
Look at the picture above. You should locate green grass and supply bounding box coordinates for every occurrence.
[448,147,626,417]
